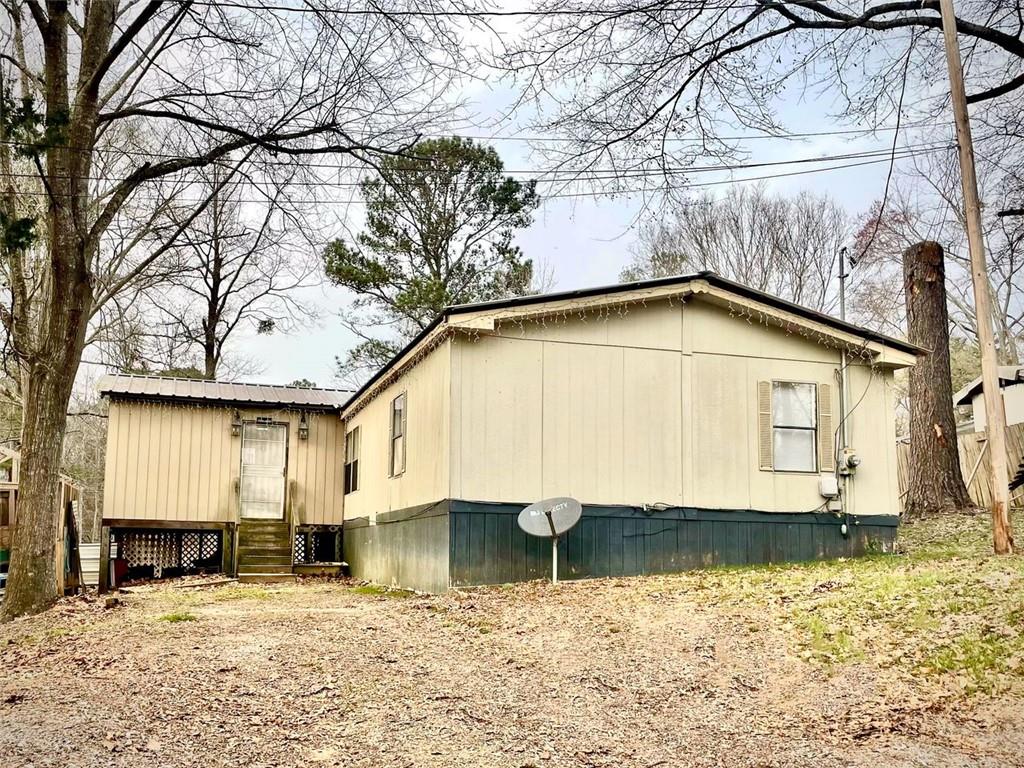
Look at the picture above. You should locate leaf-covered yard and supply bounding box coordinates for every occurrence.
[2,513,1022,768]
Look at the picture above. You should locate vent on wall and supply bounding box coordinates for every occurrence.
[255,416,274,424]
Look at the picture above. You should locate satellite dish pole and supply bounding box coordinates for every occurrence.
[518,497,583,585]
[544,509,559,584]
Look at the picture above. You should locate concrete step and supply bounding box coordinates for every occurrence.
[238,544,291,556]
[239,554,293,567]
[238,563,293,575]
[238,524,290,534]
[238,534,292,547]
[238,573,296,584]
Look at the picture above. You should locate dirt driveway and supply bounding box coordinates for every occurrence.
[1,577,1021,768]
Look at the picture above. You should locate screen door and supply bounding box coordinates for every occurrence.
[240,422,287,519]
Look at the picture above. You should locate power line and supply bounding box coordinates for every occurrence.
[189,1,813,17]
[0,120,945,165]
[4,146,947,203]
[2,142,950,189]
[854,29,918,263]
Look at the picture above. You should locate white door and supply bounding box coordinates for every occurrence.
[240,422,287,519]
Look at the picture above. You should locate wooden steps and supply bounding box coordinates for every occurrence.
[236,519,295,583]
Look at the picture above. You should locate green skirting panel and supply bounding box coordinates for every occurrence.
[342,499,899,592]
[343,502,450,593]
[448,501,899,588]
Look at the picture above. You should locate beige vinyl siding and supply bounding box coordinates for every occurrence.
[684,298,839,363]
[341,342,451,522]
[841,364,900,516]
[451,322,684,507]
[449,295,902,517]
[507,297,683,350]
[102,401,344,525]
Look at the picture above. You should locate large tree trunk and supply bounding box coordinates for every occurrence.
[2,209,93,619]
[2,357,83,618]
[903,241,974,517]
[1,1,106,620]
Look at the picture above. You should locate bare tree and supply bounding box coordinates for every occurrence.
[154,168,320,380]
[504,2,1023,177]
[0,1,469,619]
[506,1,1024,327]
[622,185,847,310]
[852,173,1024,362]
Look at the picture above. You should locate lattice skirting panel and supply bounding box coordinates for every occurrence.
[114,529,223,578]
[293,526,343,565]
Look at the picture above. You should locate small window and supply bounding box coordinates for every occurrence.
[389,393,406,477]
[344,427,360,494]
[771,382,817,472]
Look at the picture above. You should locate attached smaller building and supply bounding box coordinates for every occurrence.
[98,376,351,588]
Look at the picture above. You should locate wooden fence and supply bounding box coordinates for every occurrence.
[897,422,1024,509]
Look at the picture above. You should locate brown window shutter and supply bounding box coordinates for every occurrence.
[757,380,773,470]
[818,382,834,473]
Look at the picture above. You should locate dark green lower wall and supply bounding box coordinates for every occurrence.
[448,501,898,587]
[344,499,899,592]
[343,502,450,593]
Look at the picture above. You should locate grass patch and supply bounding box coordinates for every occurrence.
[659,511,1024,693]
[923,630,1024,693]
[158,611,197,623]
[209,586,275,602]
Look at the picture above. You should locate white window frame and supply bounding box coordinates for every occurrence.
[770,380,818,474]
[344,426,360,494]
[389,392,407,478]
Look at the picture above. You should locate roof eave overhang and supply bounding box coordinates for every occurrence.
[103,392,346,412]
[340,275,922,417]
[691,281,920,369]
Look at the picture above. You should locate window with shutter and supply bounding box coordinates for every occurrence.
[762,381,819,473]
[817,383,834,473]
[758,381,773,470]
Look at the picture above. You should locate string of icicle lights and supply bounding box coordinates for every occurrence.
[344,289,884,416]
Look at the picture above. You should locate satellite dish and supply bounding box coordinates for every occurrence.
[517,497,582,585]
[518,497,582,538]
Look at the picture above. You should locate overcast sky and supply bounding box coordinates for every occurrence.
[217,43,938,389]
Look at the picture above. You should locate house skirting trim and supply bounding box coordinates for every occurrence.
[99,521,235,593]
[343,500,899,592]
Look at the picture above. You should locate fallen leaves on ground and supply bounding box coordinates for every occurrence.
[1,515,1022,767]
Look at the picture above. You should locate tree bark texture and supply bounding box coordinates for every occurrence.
[902,241,975,517]
[1,1,105,619]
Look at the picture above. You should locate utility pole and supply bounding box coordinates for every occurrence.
[939,0,1014,553]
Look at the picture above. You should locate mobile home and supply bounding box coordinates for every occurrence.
[99,273,919,592]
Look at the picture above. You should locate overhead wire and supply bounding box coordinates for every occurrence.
[1,144,951,203]
[852,29,919,264]
[0,141,948,184]
[188,1,850,17]
[0,120,946,167]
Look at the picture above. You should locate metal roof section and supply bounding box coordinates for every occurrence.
[953,365,1024,406]
[98,374,353,410]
